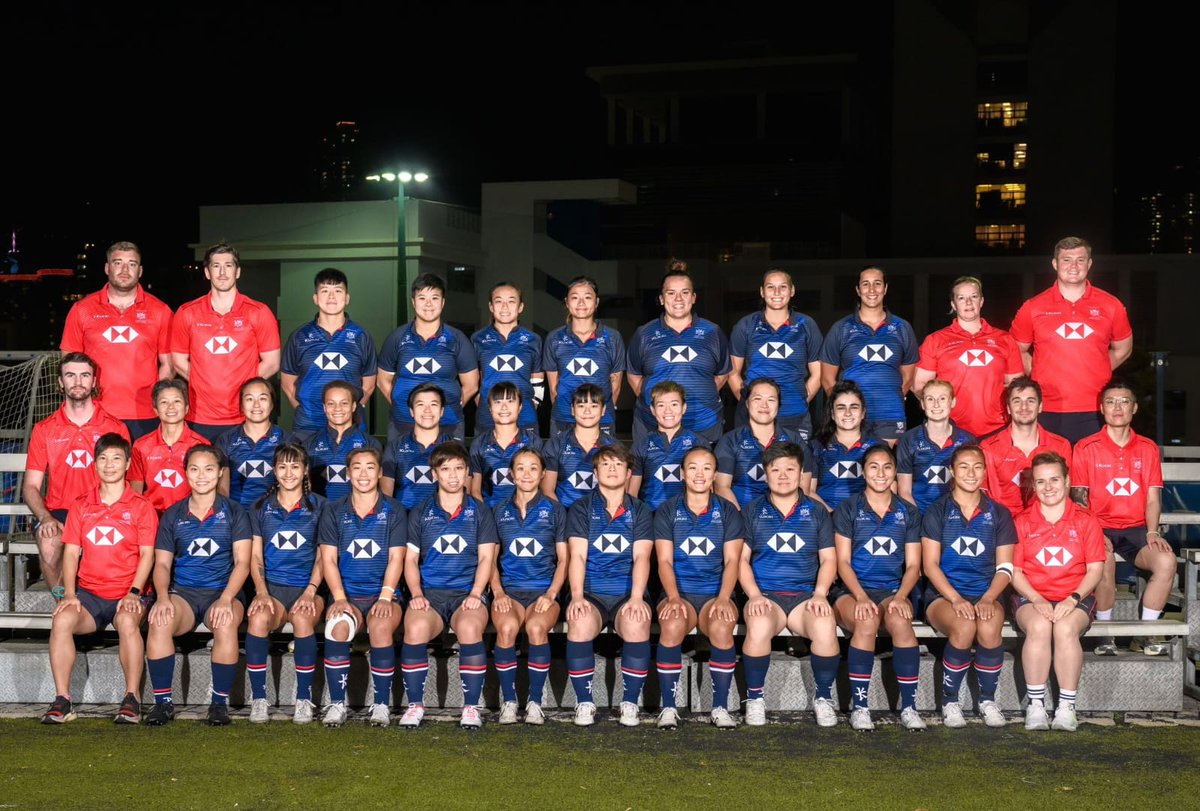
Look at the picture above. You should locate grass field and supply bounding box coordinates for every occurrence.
[2,715,1198,810]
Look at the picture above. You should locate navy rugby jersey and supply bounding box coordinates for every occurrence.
[806,433,886,511]
[494,493,567,592]
[281,317,378,433]
[895,423,975,513]
[541,325,625,429]
[627,316,731,433]
[302,425,382,501]
[318,494,406,599]
[468,428,543,508]
[408,494,498,592]
[631,428,707,510]
[472,325,543,430]
[214,424,287,509]
[250,493,327,588]
[742,494,834,594]
[653,493,744,597]
[715,425,807,506]
[157,495,252,591]
[542,429,620,508]
[378,322,477,428]
[921,492,1016,597]
[566,491,654,597]
[831,492,921,592]
[382,431,458,510]
[818,311,919,424]
[729,311,823,420]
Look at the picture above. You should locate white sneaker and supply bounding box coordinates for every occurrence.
[849,707,873,731]
[899,706,927,731]
[524,701,545,726]
[574,701,597,727]
[498,701,519,725]
[710,707,738,729]
[1024,700,1050,731]
[292,699,314,725]
[656,707,680,729]
[814,697,838,728]
[321,701,347,728]
[248,698,269,724]
[941,702,967,729]
[398,703,425,729]
[744,698,767,727]
[460,705,483,730]
[1051,703,1079,732]
[618,701,640,727]
[979,700,1006,728]
[368,703,391,727]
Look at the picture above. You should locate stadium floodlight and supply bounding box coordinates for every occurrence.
[366,170,431,323]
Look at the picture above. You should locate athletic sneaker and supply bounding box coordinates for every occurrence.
[814,697,838,728]
[41,695,76,725]
[249,698,270,724]
[1093,637,1118,656]
[574,701,597,727]
[941,702,967,729]
[899,707,927,731]
[322,701,348,728]
[849,707,873,731]
[368,703,391,727]
[206,702,232,726]
[398,703,425,729]
[498,701,519,725]
[656,707,680,730]
[744,698,767,727]
[460,705,483,730]
[1051,703,1079,732]
[618,701,640,727]
[710,707,738,729]
[524,701,545,725]
[292,699,315,725]
[979,700,1006,728]
[145,701,175,726]
[1024,700,1050,731]
[1130,636,1170,656]
[114,692,141,725]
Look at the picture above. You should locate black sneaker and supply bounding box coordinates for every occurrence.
[114,692,141,724]
[41,695,76,725]
[206,702,232,726]
[145,701,176,726]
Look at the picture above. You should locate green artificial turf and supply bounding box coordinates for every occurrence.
[2,717,1197,810]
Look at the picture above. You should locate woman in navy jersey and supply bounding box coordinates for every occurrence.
[805,380,883,512]
[490,447,568,725]
[215,378,286,509]
[244,443,326,725]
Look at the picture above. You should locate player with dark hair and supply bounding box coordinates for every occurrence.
[302,380,381,501]
[469,381,542,508]
[472,281,543,433]
[980,376,1072,516]
[214,378,287,509]
[541,384,620,508]
[714,377,807,509]
[629,381,707,510]
[381,383,458,509]
[805,380,884,511]
[131,379,208,513]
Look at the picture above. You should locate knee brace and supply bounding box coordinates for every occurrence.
[324,611,358,642]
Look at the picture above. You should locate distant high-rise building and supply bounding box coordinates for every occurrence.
[316,121,359,201]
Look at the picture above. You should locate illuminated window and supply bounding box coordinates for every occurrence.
[977,101,1028,127]
[975,224,1026,249]
[1013,143,1027,169]
[976,183,1026,209]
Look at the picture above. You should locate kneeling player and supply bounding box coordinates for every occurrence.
[654,446,743,729]
[832,444,924,731]
[318,447,407,727]
[399,442,498,729]
[42,434,156,725]
[565,444,655,726]
[490,447,568,724]
[740,441,840,727]
[145,445,251,726]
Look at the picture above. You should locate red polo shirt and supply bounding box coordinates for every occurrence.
[26,404,130,511]
[1071,428,1163,529]
[1014,499,1105,602]
[130,424,210,512]
[62,485,158,600]
[917,318,1023,437]
[980,427,1073,516]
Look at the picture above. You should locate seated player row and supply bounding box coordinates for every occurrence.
[42,427,1107,735]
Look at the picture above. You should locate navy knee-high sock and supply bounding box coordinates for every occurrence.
[459,642,487,707]
[400,642,429,706]
[941,644,972,704]
[743,654,770,701]
[566,640,595,704]
[323,639,351,704]
[847,646,874,709]
[656,643,683,709]
[974,644,1005,702]
[709,645,737,710]
[148,655,175,704]
[494,645,518,703]
[245,633,270,700]
[893,645,920,710]
[811,654,840,701]
[527,642,552,704]
[370,645,396,706]
[621,640,651,705]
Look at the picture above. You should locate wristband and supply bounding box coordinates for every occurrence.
[380,585,396,595]
[1146,530,1163,538]
[995,562,1014,580]
[307,582,319,592]
[378,595,393,603]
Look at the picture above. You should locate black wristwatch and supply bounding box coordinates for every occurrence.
[128,586,142,596]
[1069,592,1082,603]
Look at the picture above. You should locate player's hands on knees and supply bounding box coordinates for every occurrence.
[118,594,143,615]
[567,598,590,622]
[886,597,913,621]
[1032,598,1055,622]
[37,519,63,541]
[294,594,318,617]
[407,595,430,612]
[1148,535,1172,554]
[708,597,737,623]
[621,598,650,623]
[149,600,174,627]
[327,599,353,619]
[463,593,484,612]
[249,593,274,616]
[53,596,82,617]
[209,599,234,629]
[854,598,878,622]
[951,597,976,621]
[658,597,686,621]
[975,597,998,621]
[1051,599,1075,623]
[745,596,772,617]
[369,599,395,620]
[807,595,832,617]
[493,594,513,614]
[533,594,555,614]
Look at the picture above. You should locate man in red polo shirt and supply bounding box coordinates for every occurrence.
[41,433,157,725]
[60,241,173,440]
[170,242,280,441]
[130,379,209,513]
[1070,380,1173,655]
[980,376,1072,516]
[23,353,130,590]
[1010,236,1133,444]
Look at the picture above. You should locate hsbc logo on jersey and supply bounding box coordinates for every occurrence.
[1035,546,1073,567]
[768,532,804,553]
[1106,478,1140,496]
[958,349,994,367]
[758,342,793,359]
[951,536,982,557]
[239,460,271,479]
[662,346,697,363]
[684,536,715,556]
[154,469,184,488]
[405,357,442,375]
[270,531,307,550]
[434,534,467,554]
[858,344,893,362]
[868,536,896,556]
[491,467,514,487]
[205,336,238,355]
[406,465,434,485]
[102,326,139,344]
[748,463,766,482]
[66,449,93,469]
[1055,322,1094,340]
[568,471,596,490]
[187,538,217,557]
[314,352,348,370]
[349,538,380,559]
[326,464,348,485]
[830,461,862,479]
[86,526,123,546]
[593,533,630,553]
[489,354,523,372]
[567,358,598,377]
[509,537,543,557]
[924,465,950,485]
[655,464,682,484]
